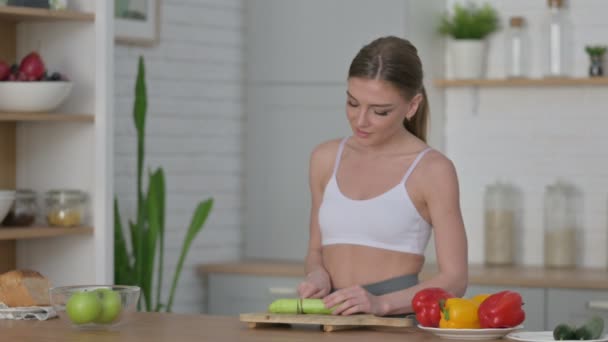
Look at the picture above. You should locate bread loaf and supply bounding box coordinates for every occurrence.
[0,270,51,307]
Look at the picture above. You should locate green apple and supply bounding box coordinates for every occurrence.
[65,291,102,324]
[94,289,122,324]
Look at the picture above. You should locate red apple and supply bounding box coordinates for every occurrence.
[19,52,45,80]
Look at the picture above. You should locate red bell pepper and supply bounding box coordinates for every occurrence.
[478,290,525,328]
[411,287,455,327]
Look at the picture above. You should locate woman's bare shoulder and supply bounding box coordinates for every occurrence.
[418,149,458,183]
[310,138,343,165]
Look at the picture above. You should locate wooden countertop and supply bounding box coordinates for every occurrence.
[198,260,608,290]
[0,312,496,342]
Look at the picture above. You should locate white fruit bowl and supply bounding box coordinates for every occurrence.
[49,285,141,330]
[0,82,72,112]
[0,190,15,224]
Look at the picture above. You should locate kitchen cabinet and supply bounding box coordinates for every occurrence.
[208,274,301,315]
[206,277,546,330]
[243,0,446,261]
[201,262,608,330]
[0,2,113,285]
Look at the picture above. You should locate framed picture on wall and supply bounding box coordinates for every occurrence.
[115,0,161,46]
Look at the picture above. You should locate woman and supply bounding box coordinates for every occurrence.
[297,36,468,317]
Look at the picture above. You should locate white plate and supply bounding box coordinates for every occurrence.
[506,331,608,342]
[418,324,524,340]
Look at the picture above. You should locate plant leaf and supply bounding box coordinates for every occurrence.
[133,55,148,311]
[114,198,133,286]
[144,168,164,312]
[134,56,147,144]
[152,168,166,312]
[128,220,139,272]
[439,2,499,39]
[141,171,159,311]
[166,198,213,312]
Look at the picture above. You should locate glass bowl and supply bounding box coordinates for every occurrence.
[49,285,140,330]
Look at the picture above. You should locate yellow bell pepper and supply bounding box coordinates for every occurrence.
[439,298,481,329]
[470,293,491,306]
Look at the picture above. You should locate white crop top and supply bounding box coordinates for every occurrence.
[318,137,432,255]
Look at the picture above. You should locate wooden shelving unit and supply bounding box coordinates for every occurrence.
[0,113,94,122]
[0,5,94,22]
[434,77,608,88]
[0,2,112,284]
[0,226,94,240]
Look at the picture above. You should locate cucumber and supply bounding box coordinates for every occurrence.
[574,316,604,340]
[553,323,576,340]
[301,299,332,315]
[268,298,299,314]
[574,325,593,340]
[268,298,333,315]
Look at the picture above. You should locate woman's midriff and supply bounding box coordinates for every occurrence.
[322,244,425,289]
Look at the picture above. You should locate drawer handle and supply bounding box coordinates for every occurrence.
[587,301,608,310]
[268,287,297,296]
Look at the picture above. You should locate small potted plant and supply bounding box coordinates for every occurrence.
[439,2,500,79]
[585,45,606,77]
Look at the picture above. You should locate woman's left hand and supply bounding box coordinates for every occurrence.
[323,286,386,316]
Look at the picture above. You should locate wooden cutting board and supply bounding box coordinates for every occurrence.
[240,312,414,332]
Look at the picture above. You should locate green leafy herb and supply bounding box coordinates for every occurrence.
[439,2,500,40]
[585,45,607,57]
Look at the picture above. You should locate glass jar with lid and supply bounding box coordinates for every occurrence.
[505,16,528,78]
[544,181,578,268]
[484,181,517,266]
[1,189,37,227]
[45,190,87,227]
[542,0,572,77]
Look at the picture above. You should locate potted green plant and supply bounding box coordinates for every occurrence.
[114,56,213,313]
[585,45,606,77]
[439,2,500,79]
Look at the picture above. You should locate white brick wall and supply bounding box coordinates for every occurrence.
[114,0,244,313]
[445,0,608,267]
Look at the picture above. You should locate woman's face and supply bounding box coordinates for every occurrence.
[346,77,419,146]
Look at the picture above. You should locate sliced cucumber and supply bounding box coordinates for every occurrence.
[268,298,332,315]
[268,298,299,314]
[301,299,332,315]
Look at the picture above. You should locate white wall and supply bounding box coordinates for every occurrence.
[114,0,244,313]
[445,0,608,267]
[242,0,446,261]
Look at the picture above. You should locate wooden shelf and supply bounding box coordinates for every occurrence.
[0,226,93,240]
[434,77,608,88]
[0,5,94,22]
[0,113,94,122]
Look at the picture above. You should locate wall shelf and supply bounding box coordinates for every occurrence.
[0,2,112,282]
[0,6,94,22]
[434,77,608,88]
[0,226,93,240]
[0,113,94,122]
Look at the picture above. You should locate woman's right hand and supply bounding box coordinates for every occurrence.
[297,269,331,298]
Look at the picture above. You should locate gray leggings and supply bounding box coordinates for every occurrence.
[332,273,419,318]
